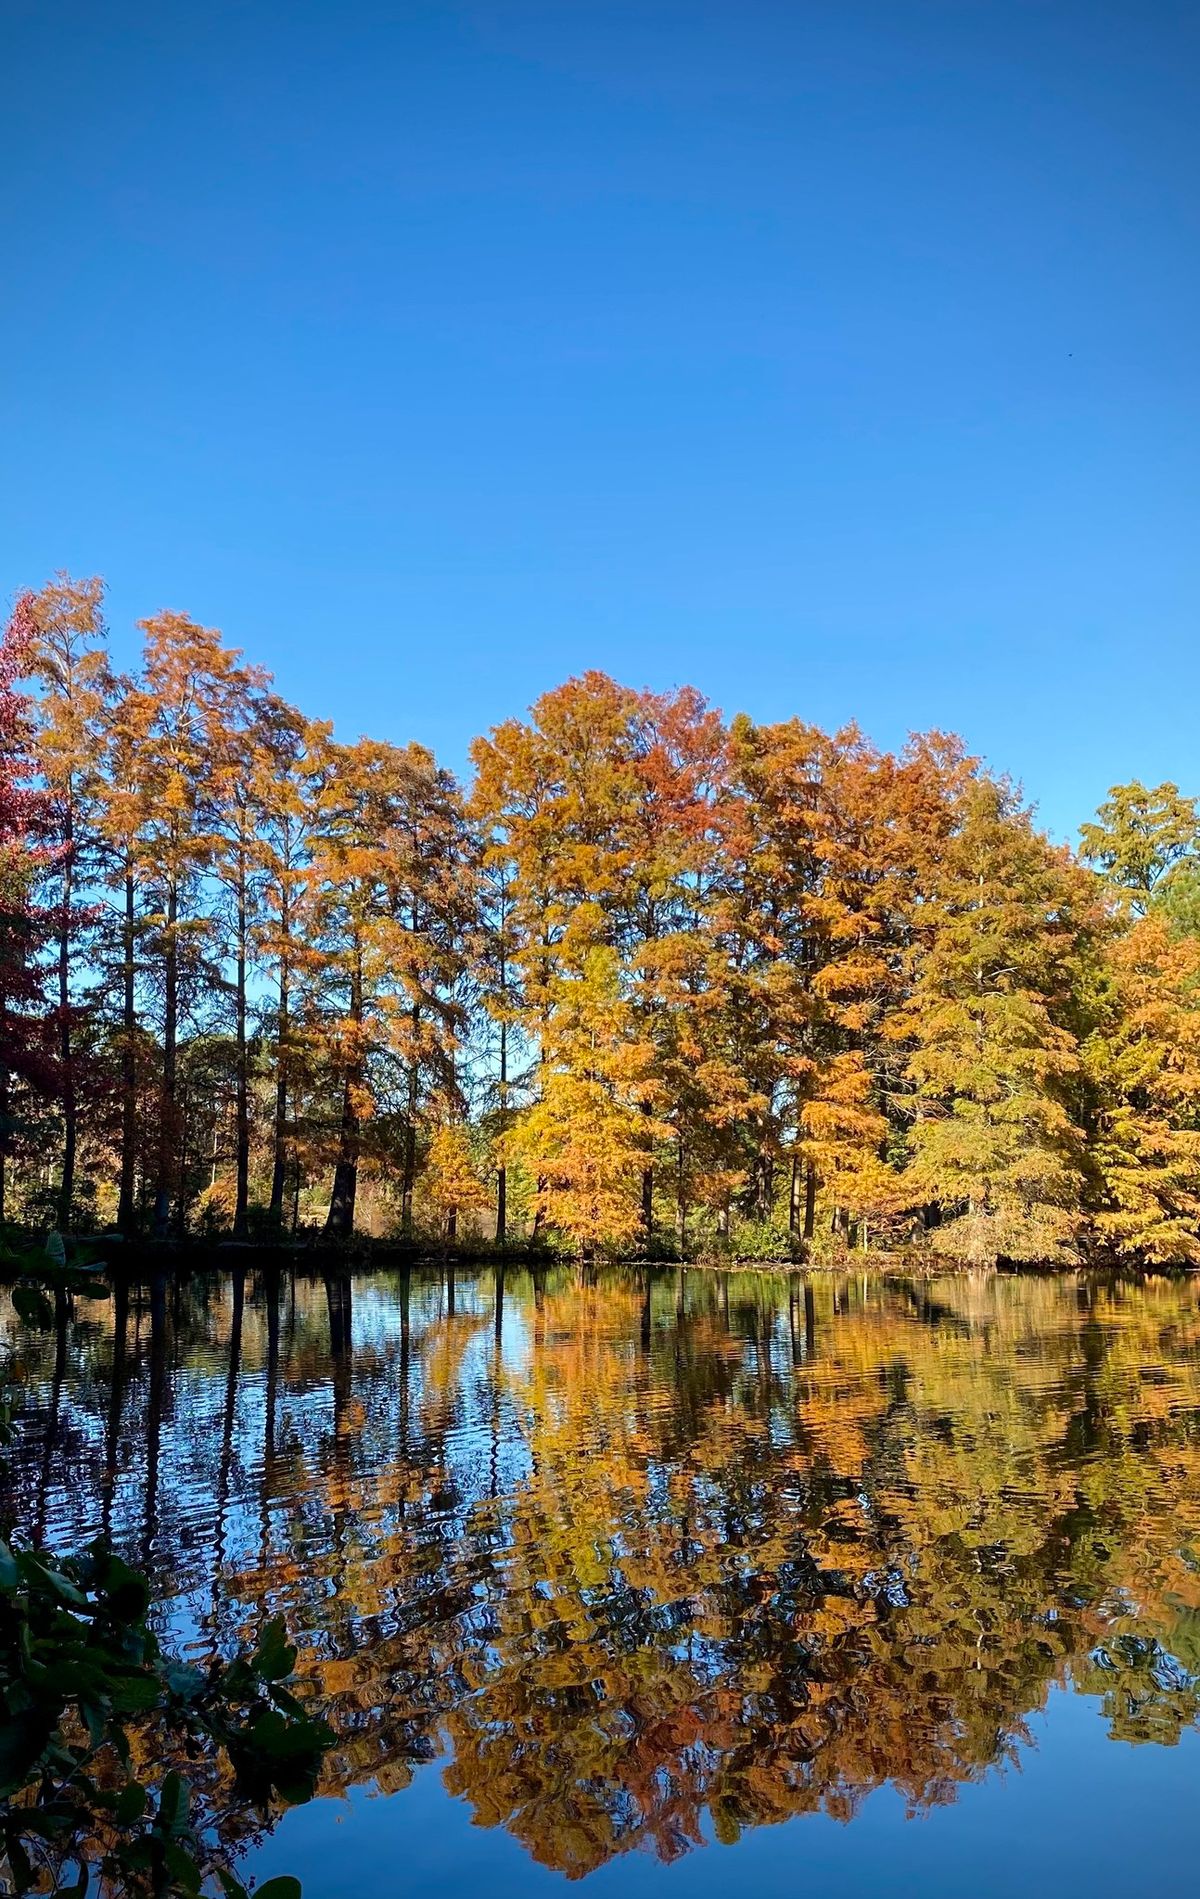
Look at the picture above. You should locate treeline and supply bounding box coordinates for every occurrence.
[2,573,1200,1266]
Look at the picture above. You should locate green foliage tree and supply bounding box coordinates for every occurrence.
[1080,779,1200,915]
[899,779,1092,1265]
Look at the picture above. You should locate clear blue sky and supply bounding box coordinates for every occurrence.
[3,1,1197,839]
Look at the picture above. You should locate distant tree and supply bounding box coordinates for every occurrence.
[1080,780,1200,914]
[305,736,474,1239]
[0,595,52,1223]
[251,695,330,1226]
[1085,915,1200,1263]
[900,779,1091,1266]
[137,613,256,1236]
[517,947,664,1255]
[424,1121,491,1242]
[27,574,114,1228]
[93,671,157,1232]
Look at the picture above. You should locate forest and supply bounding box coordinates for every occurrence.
[2,572,1199,1269]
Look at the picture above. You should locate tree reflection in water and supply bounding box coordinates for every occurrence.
[5,1265,1200,1879]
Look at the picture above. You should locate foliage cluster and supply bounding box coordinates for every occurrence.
[4,575,1200,1266]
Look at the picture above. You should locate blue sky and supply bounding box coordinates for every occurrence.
[3,1,1197,840]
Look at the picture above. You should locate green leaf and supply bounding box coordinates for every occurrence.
[255,1881,303,1899]
[254,1615,296,1682]
[12,1284,54,1330]
[108,1673,164,1715]
[0,1539,19,1589]
[2,1824,33,1895]
[268,1683,307,1717]
[98,1552,151,1623]
[163,1840,203,1893]
[115,1779,147,1825]
[164,1659,205,1702]
[0,1711,55,1798]
[156,1769,189,1836]
[26,1555,88,1609]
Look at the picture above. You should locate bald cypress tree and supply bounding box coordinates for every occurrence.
[900,779,1091,1266]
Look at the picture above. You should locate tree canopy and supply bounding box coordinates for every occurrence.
[3,573,1200,1266]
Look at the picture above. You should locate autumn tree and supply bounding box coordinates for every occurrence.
[898,778,1092,1265]
[473,675,745,1253]
[27,574,116,1228]
[93,671,157,1232]
[622,686,733,1246]
[305,737,474,1238]
[208,664,281,1237]
[516,947,664,1254]
[137,613,259,1236]
[725,717,888,1239]
[252,695,330,1227]
[1084,915,1200,1263]
[0,594,52,1222]
[472,837,522,1243]
[424,1121,491,1242]
[1081,781,1200,915]
[470,675,646,1240]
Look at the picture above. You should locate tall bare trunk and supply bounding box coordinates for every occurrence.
[495,1015,507,1244]
[152,881,178,1239]
[269,954,289,1224]
[56,810,76,1231]
[233,866,249,1239]
[400,1003,420,1238]
[324,944,363,1240]
[803,1163,817,1242]
[118,866,138,1234]
[0,988,8,1226]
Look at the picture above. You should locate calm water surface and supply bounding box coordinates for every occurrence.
[5,1264,1200,1897]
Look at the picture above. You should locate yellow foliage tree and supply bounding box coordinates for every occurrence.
[1086,916,1200,1263]
[424,1122,491,1239]
[517,947,665,1255]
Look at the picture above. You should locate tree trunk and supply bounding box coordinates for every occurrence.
[495,1015,507,1244]
[400,1005,420,1237]
[0,989,8,1226]
[152,881,178,1239]
[324,945,363,1239]
[756,1150,773,1218]
[269,955,289,1223]
[269,964,288,1215]
[324,1085,359,1238]
[56,811,76,1231]
[803,1163,817,1242]
[118,866,138,1235]
[233,867,250,1239]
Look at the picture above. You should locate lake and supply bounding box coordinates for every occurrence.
[5,1263,1200,1897]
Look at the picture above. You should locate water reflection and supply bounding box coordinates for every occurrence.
[5,1266,1200,1879]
